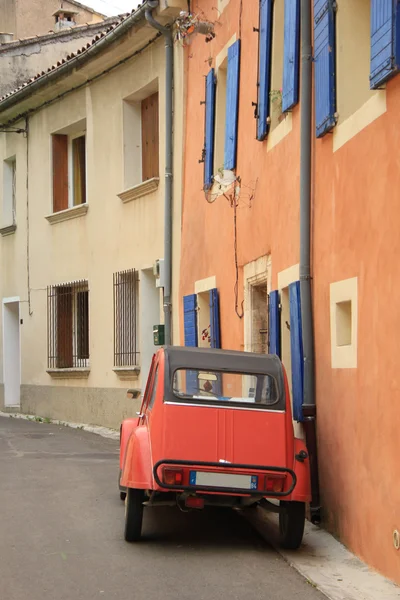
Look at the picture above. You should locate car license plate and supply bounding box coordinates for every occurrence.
[189,471,258,490]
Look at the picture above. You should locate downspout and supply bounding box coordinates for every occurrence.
[145,1,173,346]
[299,0,320,522]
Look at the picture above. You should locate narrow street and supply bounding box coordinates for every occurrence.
[0,417,324,600]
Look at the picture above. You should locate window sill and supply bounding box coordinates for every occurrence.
[45,203,89,224]
[47,368,90,379]
[118,178,159,203]
[0,224,16,236]
[113,366,140,380]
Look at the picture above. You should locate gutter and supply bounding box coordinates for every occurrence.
[0,1,152,115]
[145,0,173,346]
[299,0,320,522]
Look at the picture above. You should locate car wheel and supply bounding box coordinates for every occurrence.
[279,501,305,550]
[124,488,144,542]
[120,491,127,501]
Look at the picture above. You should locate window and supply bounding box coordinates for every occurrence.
[202,39,240,189]
[251,283,269,354]
[141,92,159,182]
[113,268,139,367]
[2,156,16,230]
[336,0,371,123]
[257,0,299,140]
[123,88,159,190]
[336,301,352,347]
[47,281,89,369]
[269,0,284,132]
[52,129,86,213]
[173,369,278,408]
[183,287,221,350]
[330,277,358,369]
[370,0,400,89]
[314,0,336,137]
[214,59,227,175]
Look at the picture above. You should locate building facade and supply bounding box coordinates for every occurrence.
[0,2,186,429]
[179,0,400,586]
[0,0,105,40]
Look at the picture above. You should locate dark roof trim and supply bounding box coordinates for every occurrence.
[0,1,150,114]
[0,16,121,54]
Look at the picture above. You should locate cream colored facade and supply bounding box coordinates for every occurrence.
[0,9,185,429]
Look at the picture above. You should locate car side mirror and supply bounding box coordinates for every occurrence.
[127,388,141,400]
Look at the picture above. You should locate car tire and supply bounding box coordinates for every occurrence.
[279,501,305,550]
[124,488,144,542]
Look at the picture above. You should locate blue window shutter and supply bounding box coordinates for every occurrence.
[224,40,241,170]
[370,0,400,89]
[314,0,336,137]
[183,294,198,394]
[289,281,304,422]
[268,290,281,357]
[257,0,273,141]
[209,288,221,348]
[282,0,300,112]
[204,69,216,189]
[183,294,198,347]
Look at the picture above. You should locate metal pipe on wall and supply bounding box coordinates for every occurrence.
[145,1,173,346]
[299,0,320,522]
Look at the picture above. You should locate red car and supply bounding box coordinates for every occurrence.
[119,346,311,548]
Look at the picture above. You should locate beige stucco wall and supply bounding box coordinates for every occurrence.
[0,33,184,427]
[15,0,104,39]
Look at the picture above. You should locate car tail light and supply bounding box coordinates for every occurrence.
[163,468,183,486]
[185,496,205,509]
[265,476,285,493]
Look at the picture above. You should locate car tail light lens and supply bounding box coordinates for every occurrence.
[163,468,183,486]
[185,496,205,509]
[265,476,285,493]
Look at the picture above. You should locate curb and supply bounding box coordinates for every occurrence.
[0,411,119,441]
[245,508,400,600]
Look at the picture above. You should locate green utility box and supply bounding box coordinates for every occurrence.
[153,324,165,346]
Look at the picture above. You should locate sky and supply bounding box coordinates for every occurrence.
[81,0,142,17]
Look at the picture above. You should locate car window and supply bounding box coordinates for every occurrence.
[147,366,159,410]
[172,369,279,408]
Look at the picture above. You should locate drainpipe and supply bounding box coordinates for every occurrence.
[299,0,320,523]
[145,1,173,346]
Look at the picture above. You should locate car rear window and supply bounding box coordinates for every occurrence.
[172,369,279,408]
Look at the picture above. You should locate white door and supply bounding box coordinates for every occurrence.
[3,299,21,408]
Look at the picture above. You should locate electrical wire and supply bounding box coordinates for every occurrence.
[233,199,244,319]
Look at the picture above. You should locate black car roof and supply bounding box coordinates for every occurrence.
[164,346,283,376]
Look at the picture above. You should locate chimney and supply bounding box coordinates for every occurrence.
[53,8,78,32]
[0,33,14,43]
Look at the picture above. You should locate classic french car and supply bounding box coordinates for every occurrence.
[119,346,311,548]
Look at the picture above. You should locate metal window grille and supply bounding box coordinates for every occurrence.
[47,280,89,369]
[113,269,139,367]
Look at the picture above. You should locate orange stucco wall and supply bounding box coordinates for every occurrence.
[314,75,400,583]
[180,0,400,585]
[180,0,300,348]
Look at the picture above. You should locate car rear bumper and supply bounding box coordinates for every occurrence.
[153,459,297,497]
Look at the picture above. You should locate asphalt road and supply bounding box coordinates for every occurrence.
[0,416,325,600]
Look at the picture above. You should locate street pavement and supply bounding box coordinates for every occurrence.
[0,416,325,600]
